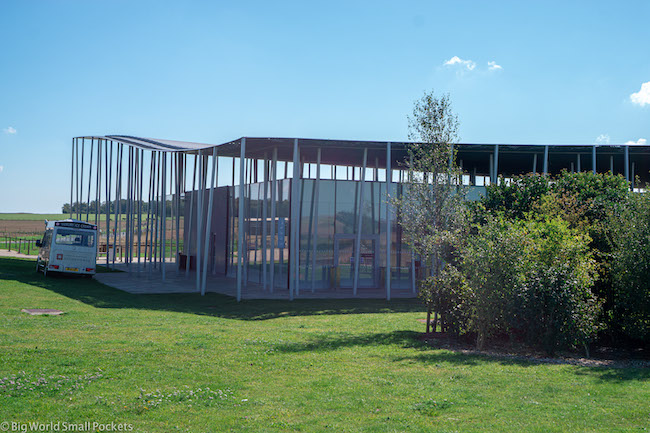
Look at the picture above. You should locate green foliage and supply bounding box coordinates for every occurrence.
[482,174,550,220]
[515,218,601,355]
[462,217,529,349]
[417,265,470,336]
[461,216,601,354]
[608,192,650,343]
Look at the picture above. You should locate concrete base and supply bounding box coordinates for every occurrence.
[94,263,417,300]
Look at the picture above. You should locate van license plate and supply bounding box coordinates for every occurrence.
[65,267,79,272]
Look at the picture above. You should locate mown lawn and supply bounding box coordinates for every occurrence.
[0,257,648,432]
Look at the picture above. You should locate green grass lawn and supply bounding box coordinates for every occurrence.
[0,257,648,432]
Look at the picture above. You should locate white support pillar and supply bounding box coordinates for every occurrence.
[86,138,94,223]
[105,141,112,266]
[185,156,197,277]
[269,147,277,293]
[385,142,392,301]
[592,146,597,174]
[80,138,85,221]
[489,154,494,184]
[262,153,269,291]
[138,149,143,270]
[70,138,74,219]
[196,151,204,291]
[543,145,549,176]
[311,148,321,293]
[237,139,246,302]
[201,148,217,295]
[290,139,300,300]
[610,155,614,174]
[96,140,102,227]
[161,153,167,281]
[577,153,581,172]
[533,153,538,174]
[353,147,368,296]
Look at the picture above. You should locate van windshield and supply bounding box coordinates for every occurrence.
[54,229,96,247]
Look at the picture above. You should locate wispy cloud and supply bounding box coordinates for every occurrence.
[630,82,650,107]
[625,138,647,145]
[595,134,610,145]
[0,165,4,173]
[444,56,476,71]
[487,61,502,71]
[3,126,17,135]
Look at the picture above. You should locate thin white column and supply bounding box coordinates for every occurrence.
[161,153,167,281]
[269,147,277,293]
[138,149,143,269]
[353,148,368,296]
[201,148,217,295]
[385,142,392,301]
[70,138,74,218]
[196,151,204,291]
[125,147,132,265]
[80,138,85,220]
[533,153,538,174]
[105,142,112,266]
[237,139,246,302]
[311,148,321,293]
[262,154,269,290]
[86,138,94,223]
[610,155,614,174]
[185,155,197,277]
[543,145,549,176]
[577,153,581,172]
[96,140,102,227]
[290,139,300,300]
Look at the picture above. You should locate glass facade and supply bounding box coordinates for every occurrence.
[225,178,416,293]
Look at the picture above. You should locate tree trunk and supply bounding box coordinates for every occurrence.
[432,311,438,334]
[426,308,431,334]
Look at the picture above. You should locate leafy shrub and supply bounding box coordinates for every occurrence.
[608,192,650,344]
[461,216,601,355]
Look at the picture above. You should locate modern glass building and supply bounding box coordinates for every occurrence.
[70,136,650,300]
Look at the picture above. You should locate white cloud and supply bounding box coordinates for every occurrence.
[444,56,476,71]
[624,138,647,146]
[630,82,650,107]
[0,166,3,173]
[595,134,610,145]
[3,126,17,134]
[487,61,502,71]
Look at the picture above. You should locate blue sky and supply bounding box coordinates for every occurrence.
[1,0,649,212]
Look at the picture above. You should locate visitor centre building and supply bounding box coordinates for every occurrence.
[69,136,650,300]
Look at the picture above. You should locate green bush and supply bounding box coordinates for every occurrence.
[461,216,601,355]
[608,192,650,344]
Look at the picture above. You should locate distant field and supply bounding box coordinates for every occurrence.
[0,213,69,221]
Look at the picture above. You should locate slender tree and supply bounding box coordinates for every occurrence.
[394,91,468,333]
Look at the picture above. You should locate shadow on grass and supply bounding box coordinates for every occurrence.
[0,257,421,321]
[270,329,650,380]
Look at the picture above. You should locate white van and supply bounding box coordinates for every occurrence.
[36,219,98,277]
